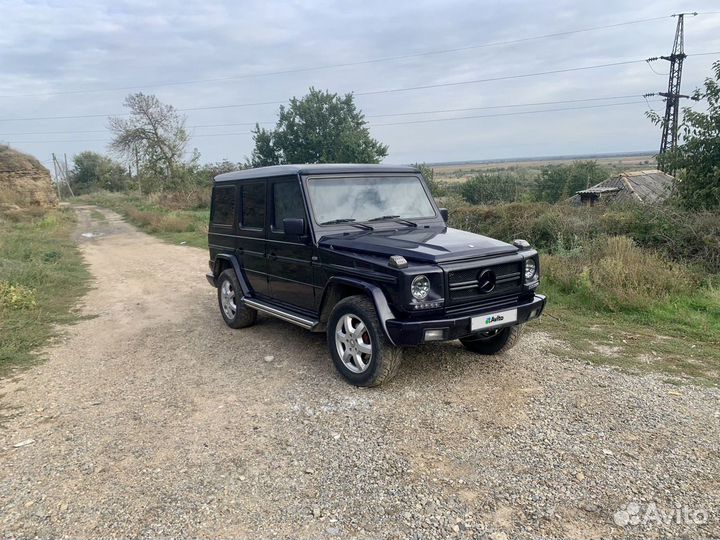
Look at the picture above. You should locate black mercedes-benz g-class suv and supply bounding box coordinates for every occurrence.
[207,164,545,386]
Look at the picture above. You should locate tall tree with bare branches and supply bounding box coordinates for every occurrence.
[108,93,189,189]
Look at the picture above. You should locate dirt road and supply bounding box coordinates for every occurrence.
[1,206,719,539]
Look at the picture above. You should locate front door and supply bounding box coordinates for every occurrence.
[266,176,316,311]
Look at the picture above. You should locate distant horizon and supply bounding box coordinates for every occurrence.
[422,150,656,167]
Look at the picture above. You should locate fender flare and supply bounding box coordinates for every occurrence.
[214,254,251,297]
[321,276,397,346]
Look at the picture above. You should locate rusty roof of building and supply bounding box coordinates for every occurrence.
[571,170,675,205]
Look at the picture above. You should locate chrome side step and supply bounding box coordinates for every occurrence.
[242,298,318,330]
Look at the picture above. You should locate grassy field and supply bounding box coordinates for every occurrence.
[0,209,91,376]
[432,154,657,183]
[536,281,720,385]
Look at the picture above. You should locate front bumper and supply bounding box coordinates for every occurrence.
[385,294,546,346]
[206,272,217,287]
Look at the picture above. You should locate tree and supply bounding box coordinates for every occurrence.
[533,161,609,203]
[69,151,128,194]
[460,172,519,205]
[249,88,388,166]
[649,61,720,209]
[248,127,279,167]
[108,93,189,187]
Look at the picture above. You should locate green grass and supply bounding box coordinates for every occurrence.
[0,209,91,376]
[81,191,209,248]
[536,280,720,385]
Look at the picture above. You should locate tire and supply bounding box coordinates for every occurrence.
[217,269,257,329]
[327,295,402,387]
[459,324,524,355]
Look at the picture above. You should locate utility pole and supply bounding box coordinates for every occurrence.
[52,153,62,199]
[52,152,75,198]
[646,12,697,164]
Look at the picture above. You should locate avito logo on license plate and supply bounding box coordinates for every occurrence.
[471,308,518,331]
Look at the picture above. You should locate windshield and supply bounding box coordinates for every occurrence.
[307,175,436,224]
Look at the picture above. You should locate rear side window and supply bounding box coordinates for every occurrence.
[211,185,235,226]
[273,181,305,229]
[241,182,265,229]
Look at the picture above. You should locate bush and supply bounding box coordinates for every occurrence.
[448,201,720,272]
[460,172,520,205]
[544,236,699,311]
[532,161,610,203]
[69,151,129,194]
[146,187,210,210]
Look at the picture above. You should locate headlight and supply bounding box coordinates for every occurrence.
[411,275,431,300]
[524,259,537,280]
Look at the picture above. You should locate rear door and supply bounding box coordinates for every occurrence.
[266,175,316,311]
[237,179,269,297]
[208,184,237,262]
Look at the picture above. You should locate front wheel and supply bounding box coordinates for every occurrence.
[460,324,524,355]
[217,269,257,329]
[327,295,402,387]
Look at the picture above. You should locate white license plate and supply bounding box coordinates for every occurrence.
[471,308,518,331]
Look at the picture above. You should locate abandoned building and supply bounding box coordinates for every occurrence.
[571,170,675,206]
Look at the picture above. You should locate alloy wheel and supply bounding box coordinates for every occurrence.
[220,279,237,319]
[335,314,373,373]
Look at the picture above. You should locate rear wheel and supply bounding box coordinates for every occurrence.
[217,269,257,329]
[327,295,402,387]
[460,324,524,355]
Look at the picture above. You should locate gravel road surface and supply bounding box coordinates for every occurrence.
[1,206,719,539]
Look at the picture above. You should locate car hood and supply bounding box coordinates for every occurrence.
[318,225,517,263]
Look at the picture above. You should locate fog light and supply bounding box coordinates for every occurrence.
[424,328,446,342]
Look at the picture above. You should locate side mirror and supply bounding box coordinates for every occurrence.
[283,217,305,236]
[439,208,449,222]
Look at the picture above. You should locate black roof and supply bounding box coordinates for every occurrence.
[214,163,419,182]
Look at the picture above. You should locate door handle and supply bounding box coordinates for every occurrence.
[269,252,278,260]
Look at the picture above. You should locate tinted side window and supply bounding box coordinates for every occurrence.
[241,183,265,229]
[273,181,305,229]
[211,185,235,226]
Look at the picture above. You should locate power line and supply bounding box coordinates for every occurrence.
[2,52,716,124]
[5,99,662,144]
[354,53,715,98]
[372,100,661,126]
[366,95,644,118]
[0,94,646,135]
[5,52,712,123]
[0,14,675,99]
[355,59,646,96]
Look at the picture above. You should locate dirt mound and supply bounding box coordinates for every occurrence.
[0,145,58,210]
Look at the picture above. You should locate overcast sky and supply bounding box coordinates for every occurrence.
[1,0,719,168]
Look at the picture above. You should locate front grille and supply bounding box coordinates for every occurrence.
[444,257,523,306]
[444,293,520,316]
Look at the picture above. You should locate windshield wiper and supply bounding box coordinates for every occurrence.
[320,218,373,230]
[367,215,417,227]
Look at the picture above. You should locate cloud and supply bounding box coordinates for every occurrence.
[1,0,719,165]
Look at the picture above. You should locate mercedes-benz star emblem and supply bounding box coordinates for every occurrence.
[477,269,496,293]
